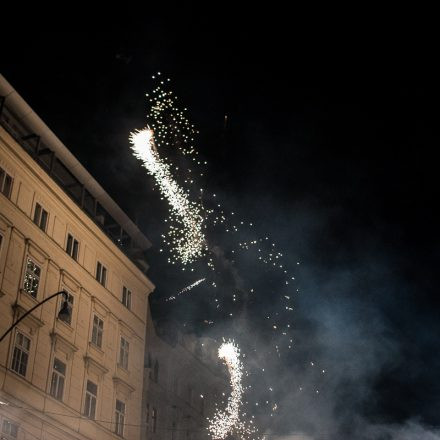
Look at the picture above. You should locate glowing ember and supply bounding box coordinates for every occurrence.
[129,128,206,264]
[208,341,244,439]
[166,277,206,301]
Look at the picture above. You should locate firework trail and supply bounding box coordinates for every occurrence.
[129,128,206,264]
[208,341,244,439]
[133,75,323,429]
[166,278,206,301]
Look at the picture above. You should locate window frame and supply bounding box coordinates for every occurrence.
[122,286,131,309]
[1,419,19,439]
[11,330,31,377]
[188,384,193,405]
[172,375,179,395]
[153,359,159,383]
[0,166,13,198]
[96,261,107,287]
[50,357,66,401]
[33,202,48,232]
[66,233,79,261]
[152,407,157,433]
[114,399,126,437]
[119,336,129,370]
[84,379,98,419]
[58,291,74,326]
[23,257,41,298]
[91,315,104,348]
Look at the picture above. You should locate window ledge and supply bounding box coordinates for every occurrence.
[50,331,78,360]
[84,355,108,377]
[11,302,44,334]
[88,341,105,356]
[56,317,74,332]
[113,375,135,397]
[116,363,130,378]
[18,288,39,305]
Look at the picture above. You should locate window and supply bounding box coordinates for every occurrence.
[11,331,30,377]
[145,404,149,431]
[1,419,18,439]
[23,257,41,298]
[153,360,159,383]
[119,337,129,369]
[59,292,74,325]
[0,166,13,198]
[115,399,125,437]
[33,202,48,232]
[84,380,97,419]
[151,408,157,433]
[96,261,107,286]
[188,385,193,405]
[122,286,131,309]
[66,233,79,260]
[91,315,104,348]
[173,375,179,395]
[50,358,66,400]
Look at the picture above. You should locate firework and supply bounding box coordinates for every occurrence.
[166,278,206,301]
[208,341,244,439]
[129,128,206,264]
[137,76,321,427]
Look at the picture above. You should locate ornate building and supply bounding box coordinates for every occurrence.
[0,75,155,440]
[142,310,227,440]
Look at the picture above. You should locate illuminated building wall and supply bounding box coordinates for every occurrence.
[141,308,227,440]
[0,75,155,440]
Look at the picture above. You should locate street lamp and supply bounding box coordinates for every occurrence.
[0,290,70,343]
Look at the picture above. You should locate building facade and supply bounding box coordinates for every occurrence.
[0,75,155,440]
[141,310,227,440]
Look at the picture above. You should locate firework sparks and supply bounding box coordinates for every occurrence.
[208,341,244,439]
[129,128,206,264]
[136,76,318,431]
[166,278,206,301]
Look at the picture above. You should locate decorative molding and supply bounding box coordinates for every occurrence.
[91,295,109,316]
[11,302,44,334]
[80,286,91,299]
[118,319,136,339]
[50,331,78,360]
[26,238,49,263]
[84,355,108,377]
[0,212,14,228]
[113,375,135,398]
[60,269,80,292]
[10,225,25,239]
[47,258,60,272]
[87,342,105,366]
[56,316,74,333]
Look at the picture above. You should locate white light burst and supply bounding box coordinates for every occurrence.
[208,341,244,439]
[166,278,206,301]
[129,128,206,264]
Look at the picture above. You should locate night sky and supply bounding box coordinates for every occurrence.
[2,29,440,439]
